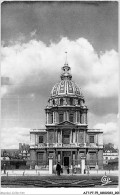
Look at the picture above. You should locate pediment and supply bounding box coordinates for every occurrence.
[57,120,76,126]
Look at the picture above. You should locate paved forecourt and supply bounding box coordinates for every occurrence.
[1,169,119,177]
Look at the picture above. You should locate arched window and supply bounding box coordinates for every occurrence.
[70,98,73,105]
[60,98,63,106]
[53,99,55,105]
[59,113,63,123]
[69,113,74,122]
[78,99,80,105]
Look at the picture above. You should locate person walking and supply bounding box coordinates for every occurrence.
[67,166,69,174]
[56,162,61,176]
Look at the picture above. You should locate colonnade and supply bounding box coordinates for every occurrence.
[46,110,87,124]
[46,128,86,146]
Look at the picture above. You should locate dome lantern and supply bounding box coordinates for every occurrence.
[60,52,72,80]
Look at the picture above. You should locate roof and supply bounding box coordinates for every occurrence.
[50,60,84,99]
[103,146,118,153]
[108,158,118,163]
[51,80,83,98]
[1,149,19,156]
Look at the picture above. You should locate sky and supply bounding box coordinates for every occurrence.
[1,1,119,149]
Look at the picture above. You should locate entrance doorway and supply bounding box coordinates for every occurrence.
[64,157,69,166]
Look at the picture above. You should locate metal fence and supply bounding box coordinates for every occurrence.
[1,159,118,171]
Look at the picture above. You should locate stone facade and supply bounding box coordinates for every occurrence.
[30,58,103,169]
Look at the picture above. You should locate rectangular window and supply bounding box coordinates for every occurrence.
[70,98,73,105]
[89,152,96,164]
[89,136,94,143]
[79,151,85,158]
[63,134,70,144]
[69,114,74,122]
[59,114,63,123]
[39,136,43,143]
[49,152,54,157]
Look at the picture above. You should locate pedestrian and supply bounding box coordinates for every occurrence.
[35,164,38,174]
[67,166,69,174]
[56,162,61,176]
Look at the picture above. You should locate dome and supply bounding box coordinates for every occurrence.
[50,53,84,99]
[51,80,82,97]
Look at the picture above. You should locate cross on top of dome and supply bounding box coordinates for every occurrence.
[65,51,68,65]
[61,52,72,80]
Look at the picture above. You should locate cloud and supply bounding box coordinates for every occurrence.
[84,50,118,97]
[1,127,30,149]
[1,37,118,149]
[1,37,118,99]
[93,122,119,147]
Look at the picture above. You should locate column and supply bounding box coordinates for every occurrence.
[35,133,37,145]
[98,149,103,169]
[58,130,60,143]
[71,151,72,168]
[46,112,49,124]
[84,130,85,145]
[76,111,77,123]
[43,151,46,166]
[84,113,86,124]
[54,112,56,123]
[30,150,37,169]
[60,151,62,165]
[73,152,75,166]
[56,151,58,164]
[78,112,80,123]
[75,130,77,143]
[61,129,62,145]
[46,149,48,165]
[79,112,82,123]
[76,130,78,145]
[47,130,49,147]
[78,150,80,167]
[64,112,66,121]
[86,112,87,124]
[56,130,58,144]
[48,156,53,174]
[77,130,79,145]
[67,111,69,121]
[48,113,50,124]
[82,113,84,124]
[75,150,77,166]
[58,152,60,162]
[81,157,86,174]
[53,112,55,123]
[70,130,72,144]
[56,112,58,123]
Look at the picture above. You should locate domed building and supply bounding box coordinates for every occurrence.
[30,57,103,170]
